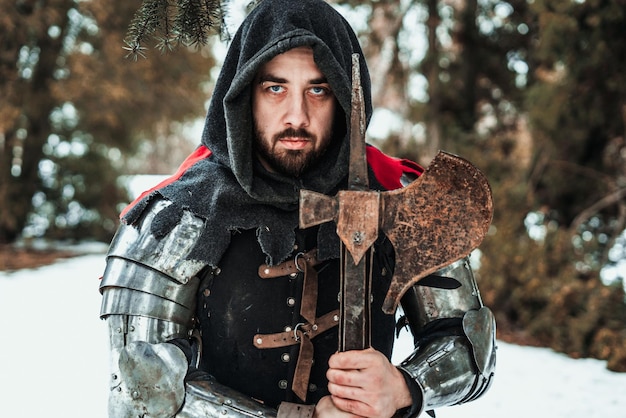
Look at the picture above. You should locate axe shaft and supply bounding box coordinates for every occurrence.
[339,244,372,352]
[336,54,373,352]
[348,54,368,191]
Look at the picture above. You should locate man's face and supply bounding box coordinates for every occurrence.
[252,46,336,177]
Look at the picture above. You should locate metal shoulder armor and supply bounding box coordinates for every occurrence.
[100,198,207,417]
[398,257,496,415]
[100,198,207,337]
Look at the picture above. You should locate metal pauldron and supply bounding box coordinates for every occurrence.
[100,199,208,417]
[398,257,496,414]
[100,199,207,333]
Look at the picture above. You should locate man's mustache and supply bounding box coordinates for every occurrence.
[275,128,313,140]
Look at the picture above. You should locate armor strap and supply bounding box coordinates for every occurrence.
[277,402,315,418]
[254,250,339,401]
[258,248,320,278]
[253,311,340,348]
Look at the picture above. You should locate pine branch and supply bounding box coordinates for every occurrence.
[125,0,170,58]
[124,0,223,58]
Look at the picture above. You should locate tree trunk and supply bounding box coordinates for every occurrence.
[423,0,442,163]
[456,0,479,131]
[0,0,73,244]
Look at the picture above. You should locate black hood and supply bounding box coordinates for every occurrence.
[122,0,373,266]
[202,0,372,203]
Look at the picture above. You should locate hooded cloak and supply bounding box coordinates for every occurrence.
[121,0,421,266]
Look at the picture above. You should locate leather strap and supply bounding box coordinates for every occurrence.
[253,310,340,349]
[254,249,338,401]
[277,402,315,418]
[258,249,320,279]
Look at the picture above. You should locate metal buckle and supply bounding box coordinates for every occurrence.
[294,252,306,273]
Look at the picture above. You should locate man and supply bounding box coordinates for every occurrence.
[99,0,496,417]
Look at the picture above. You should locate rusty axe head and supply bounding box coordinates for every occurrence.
[380,151,493,314]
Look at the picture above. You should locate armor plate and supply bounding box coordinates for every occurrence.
[398,257,496,414]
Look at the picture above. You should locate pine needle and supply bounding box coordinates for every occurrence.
[124,0,223,58]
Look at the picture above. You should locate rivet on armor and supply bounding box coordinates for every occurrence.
[287,297,296,307]
[112,374,118,380]
[309,383,317,392]
[284,326,292,332]
[278,380,288,390]
[221,409,227,415]
[203,288,211,297]
[264,268,271,275]
[214,267,221,275]
[256,337,263,345]
[381,267,387,276]
[289,272,298,278]
[116,327,122,333]
[312,324,318,331]
[129,325,135,332]
[333,314,339,322]
[116,387,122,392]
[225,399,233,405]
[281,353,290,362]
[131,390,140,399]
[293,244,299,250]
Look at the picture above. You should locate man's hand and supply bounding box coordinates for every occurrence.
[325,348,412,418]
[314,395,360,418]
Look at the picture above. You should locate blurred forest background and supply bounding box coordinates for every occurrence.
[2,0,625,371]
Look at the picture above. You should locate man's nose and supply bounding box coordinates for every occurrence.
[283,93,310,127]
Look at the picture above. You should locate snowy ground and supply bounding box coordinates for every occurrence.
[1,253,625,418]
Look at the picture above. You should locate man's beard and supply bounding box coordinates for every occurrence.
[254,127,331,178]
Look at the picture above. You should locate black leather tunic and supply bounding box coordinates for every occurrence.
[195,227,397,408]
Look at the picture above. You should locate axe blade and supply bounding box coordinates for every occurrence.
[299,189,338,228]
[380,151,493,314]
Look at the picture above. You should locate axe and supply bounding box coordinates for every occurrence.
[299,54,493,352]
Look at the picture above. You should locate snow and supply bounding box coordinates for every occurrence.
[1,254,625,418]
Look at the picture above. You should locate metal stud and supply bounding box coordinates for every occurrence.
[278,380,288,390]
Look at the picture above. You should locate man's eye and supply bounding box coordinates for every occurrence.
[268,85,284,93]
[310,86,329,96]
